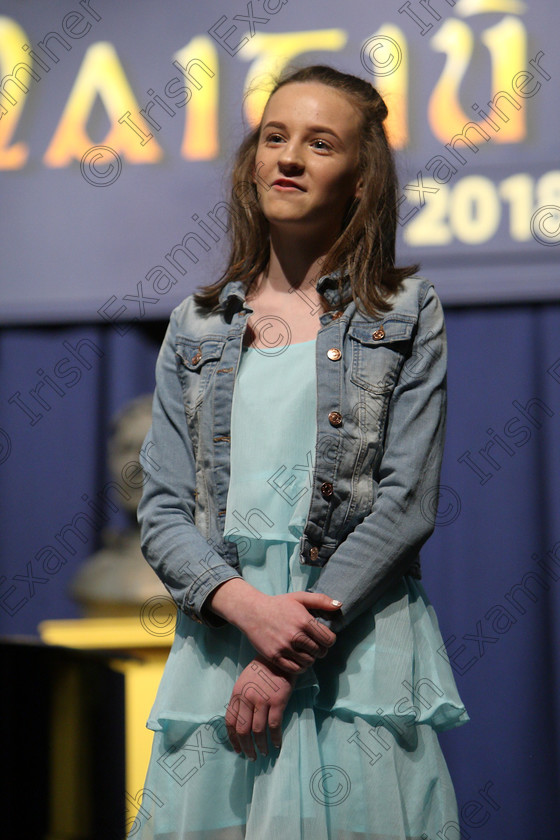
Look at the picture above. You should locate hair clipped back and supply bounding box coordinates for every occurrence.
[193,64,418,317]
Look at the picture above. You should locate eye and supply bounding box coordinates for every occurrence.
[311,139,332,151]
[264,133,283,143]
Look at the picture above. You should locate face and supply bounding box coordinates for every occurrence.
[252,81,364,236]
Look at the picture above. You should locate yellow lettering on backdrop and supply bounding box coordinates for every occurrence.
[174,36,219,160]
[240,30,347,128]
[0,16,31,169]
[239,27,408,150]
[454,0,527,15]
[429,15,527,145]
[369,24,409,149]
[43,41,163,167]
[480,16,526,141]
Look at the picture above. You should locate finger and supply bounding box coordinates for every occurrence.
[307,617,337,647]
[274,634,318,668]
[226,724,242,755]
[251,703,269,757]
[291,592,342,611]
[287,635,321,668]
[236,708,256,761]
[270,653,306,675]
[228,690,258,760]
[289,650,317,668]
[291,631,320,657]
[268,707,284,750]
[225,696,244,755]
[280,652,317,672]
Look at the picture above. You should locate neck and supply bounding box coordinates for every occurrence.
[251,226,338,298]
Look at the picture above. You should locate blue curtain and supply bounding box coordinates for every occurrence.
[1,303,559,839]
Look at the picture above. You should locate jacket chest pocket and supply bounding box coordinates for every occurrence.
[348,316,416,394]
[175,335,226,416]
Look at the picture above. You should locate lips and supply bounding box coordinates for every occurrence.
[272,179,305,191]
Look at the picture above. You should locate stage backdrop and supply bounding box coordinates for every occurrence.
[0,0,559,324]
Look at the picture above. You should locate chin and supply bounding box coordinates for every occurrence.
[266,216,309,228]
[261,207,302,221]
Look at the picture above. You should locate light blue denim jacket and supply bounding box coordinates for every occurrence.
[137,272,447,634]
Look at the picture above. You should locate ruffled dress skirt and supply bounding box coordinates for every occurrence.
[129,339,469,840]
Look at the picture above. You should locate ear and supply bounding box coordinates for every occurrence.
[354,176,364,200]
[251,158,259,185]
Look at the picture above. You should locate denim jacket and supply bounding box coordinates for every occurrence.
[137,272,447,634]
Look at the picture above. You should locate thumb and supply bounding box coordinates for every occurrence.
[291,591,343,611]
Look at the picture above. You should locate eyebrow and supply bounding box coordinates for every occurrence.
[261,121,343,143]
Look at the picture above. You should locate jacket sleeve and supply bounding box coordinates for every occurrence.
[137,305,243,628]
[307,282,447,633]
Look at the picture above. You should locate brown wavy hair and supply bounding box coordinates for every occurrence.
[192,64,419,317]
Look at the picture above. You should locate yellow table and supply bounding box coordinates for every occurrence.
[38,616,173,837]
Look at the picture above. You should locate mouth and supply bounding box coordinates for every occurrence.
[272,179,305,191]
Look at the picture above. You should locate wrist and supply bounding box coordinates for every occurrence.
[253,653,298,686]
[205,577,267,628]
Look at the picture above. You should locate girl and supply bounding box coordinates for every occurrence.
[131,64,469,840]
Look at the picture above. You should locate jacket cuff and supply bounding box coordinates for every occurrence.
[183,569,244,628]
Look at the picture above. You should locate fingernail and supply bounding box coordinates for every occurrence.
[331,599,342,607]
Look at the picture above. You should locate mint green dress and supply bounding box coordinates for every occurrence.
[130,339,469,840]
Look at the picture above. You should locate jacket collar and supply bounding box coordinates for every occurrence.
[218,269,352,309]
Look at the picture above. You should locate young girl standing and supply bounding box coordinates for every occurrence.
[131,64,469,840]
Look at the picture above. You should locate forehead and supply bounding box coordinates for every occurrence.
[262,81,361,133]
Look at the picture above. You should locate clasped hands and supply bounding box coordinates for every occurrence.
[215,588,341,760]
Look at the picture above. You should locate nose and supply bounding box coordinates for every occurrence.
[277,139,304,171]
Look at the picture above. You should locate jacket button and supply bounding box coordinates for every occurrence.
[309,546,319,561]
[331,310,344,319]
[328,411,342,426]
[321,481,333,498]
[191,350,202,364]
[327,347,342,360]
[372,327,385,340]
